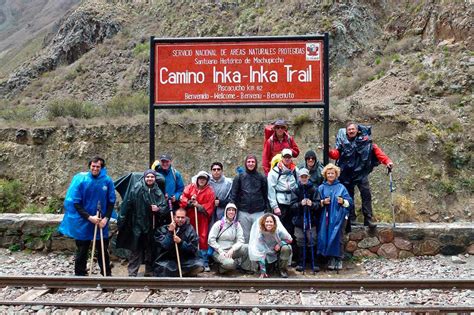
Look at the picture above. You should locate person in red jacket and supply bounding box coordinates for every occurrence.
[329,122,393,229]
[180,171,215,271]
[262,119,300,176]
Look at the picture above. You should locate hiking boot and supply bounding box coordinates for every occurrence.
[327,257,336,270]
[295,265,304,272]
[313,265,320,272]
[364,220,377,228]
[335,259,343,270]
[204,265,211,272]
[279,269,288,278]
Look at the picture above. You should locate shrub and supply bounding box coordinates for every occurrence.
[292,113,312,128]
[0,179,25,213]
[104,92,148,117]
[46,99,99,120]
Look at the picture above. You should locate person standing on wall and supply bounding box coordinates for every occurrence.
[262,119,300,176]
[329,122,393,228]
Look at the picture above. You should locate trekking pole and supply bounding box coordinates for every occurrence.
[305,190,315,274]
[88,210,99,276]
[169,199,182,278]
[308,208,315,274]
[388,168,396,228]
[302,206,307,274]
[98,212,107,277]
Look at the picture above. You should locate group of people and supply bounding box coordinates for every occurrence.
[59,120,393,278]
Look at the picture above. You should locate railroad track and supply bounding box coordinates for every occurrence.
[0,276,473,312]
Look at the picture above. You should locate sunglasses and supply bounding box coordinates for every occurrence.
[274,126,287,130]
[212,168,222,171]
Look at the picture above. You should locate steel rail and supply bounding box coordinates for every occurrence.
[0,300,472,312]
[0,276,473,290]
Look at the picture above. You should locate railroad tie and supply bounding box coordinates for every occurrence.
[75,289,103,301]
[239,289,259,305]
[185,289,207,304]
[15,287,51,302]
[126,289,152,303]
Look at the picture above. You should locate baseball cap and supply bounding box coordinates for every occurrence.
[159,154,172,161]
[298,168,310,177]
[281,148,292,157]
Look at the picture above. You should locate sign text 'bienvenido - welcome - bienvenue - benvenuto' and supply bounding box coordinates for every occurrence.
[154,40,324,105]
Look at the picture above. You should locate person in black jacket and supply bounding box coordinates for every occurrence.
[116,169,168,277]
[153,208,204,277]
[230,154,269,242]
[290,168,321,272]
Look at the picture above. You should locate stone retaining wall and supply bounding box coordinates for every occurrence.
[1,214,473,257]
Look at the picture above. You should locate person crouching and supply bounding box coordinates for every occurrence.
[249,213,293,278]
[208,203,251,274]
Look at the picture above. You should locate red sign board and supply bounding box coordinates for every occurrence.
[154,40,324,105]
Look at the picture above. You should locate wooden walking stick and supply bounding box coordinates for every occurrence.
[88,210,99,276]
[194,206,200,251]
[169,199,182,277]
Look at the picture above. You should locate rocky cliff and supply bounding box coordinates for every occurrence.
[0,0,472,224]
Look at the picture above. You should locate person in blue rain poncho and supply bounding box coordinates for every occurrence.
[317,163,352,271]
[59,156,116,276]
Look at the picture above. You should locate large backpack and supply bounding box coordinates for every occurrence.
[264,124,295,153]
[336,124,380,174]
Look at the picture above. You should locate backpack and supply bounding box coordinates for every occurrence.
[336,124,380,173]
[264,124,295,153]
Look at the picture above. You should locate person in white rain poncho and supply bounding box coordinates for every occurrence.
[248,213,293,278]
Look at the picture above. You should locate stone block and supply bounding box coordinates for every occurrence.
[358,236,380,249]
[439,233,455,244]
[398,250,415,259]
[440,244,465,255]
[50,237,76,252]
[377,243,398,259]
[378,228,394,243]
[467,244,474,255]
[407,231,425,241]
[349,230,366,241]
[353,249,377,258]
[369,244,381,254]
[345,241,357,253]
[414,239,440,256]
[0,235,21,247]
[393,237,413,251]
[24,238,46,251]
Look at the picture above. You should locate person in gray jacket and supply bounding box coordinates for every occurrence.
[208,203,251,274]
[268,148,298,237]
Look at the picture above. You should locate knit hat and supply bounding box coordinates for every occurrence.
[144,169,156,177]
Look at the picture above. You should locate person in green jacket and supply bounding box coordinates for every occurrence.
[117,169,168,276]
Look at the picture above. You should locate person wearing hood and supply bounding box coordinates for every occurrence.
[59,156,116,276]
[230,154,269,243]
[298,150,324,186]
[268,148,299,243]
[152,154,185,210]
[208,203,250,274]
[317,163,352,271]
[248,213,293,278]
[116,169,168,277]
[290,168,321,272]
[153,208,204,277]
[208,162,233,225]
[180,170,215,271]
